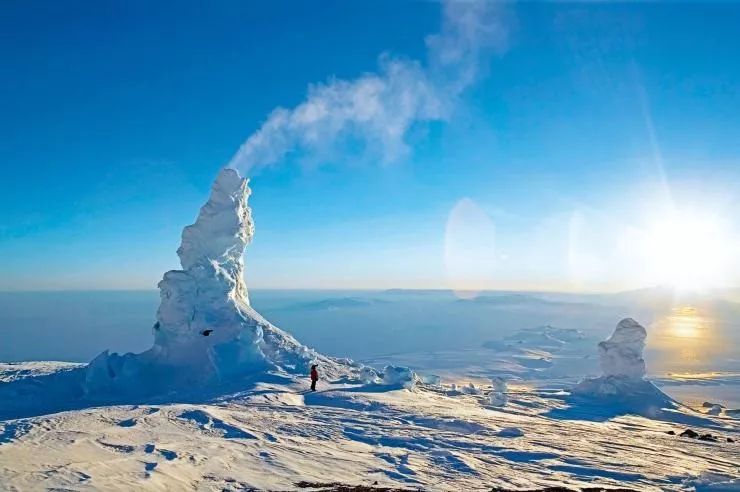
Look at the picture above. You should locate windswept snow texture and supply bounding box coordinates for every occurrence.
[85,169,350,398]
[0,363,738,491]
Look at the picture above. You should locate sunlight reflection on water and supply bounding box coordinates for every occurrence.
[649,305,725,372]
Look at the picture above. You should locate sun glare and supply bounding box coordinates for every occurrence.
[650,305,724,370]
[666,306,703,338]
[644,211,730,290]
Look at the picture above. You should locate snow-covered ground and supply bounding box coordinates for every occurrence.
[1,317,739,491]
[1,362,738,491]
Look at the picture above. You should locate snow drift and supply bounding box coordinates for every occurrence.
[85,169,351,397]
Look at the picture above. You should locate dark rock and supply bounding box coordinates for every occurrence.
[727,438,734,443]
[666,430,676,435]
[698,433,718,442]
[680,429,699,438]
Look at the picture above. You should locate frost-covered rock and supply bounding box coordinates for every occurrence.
[489,392,507,407]
[420,374,441,386]
[359,366,379,384]
[460,383,482,395]
[490,377,507,393]
[598,318,646,379]
[496,427,523,437]
[85,168,349,397]
[381,365,417,389]
[488,377,508,407]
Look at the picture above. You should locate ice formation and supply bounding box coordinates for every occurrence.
[572,318,673,409]
[597,317,646,378]
[496,427,523,437]
[491,376,507,393]
[359,366,379,384]
[381,365,417,389]
[489,376,508,407]
[85,168,349,397]
[460,382,482,395]
[489,392,507,407]
[420,374,442,386]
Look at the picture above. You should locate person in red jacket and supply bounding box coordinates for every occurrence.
[310,364,319,391]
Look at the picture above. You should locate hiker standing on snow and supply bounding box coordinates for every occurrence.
[310,364,319,391]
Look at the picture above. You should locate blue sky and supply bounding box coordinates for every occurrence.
[2,1,740,292]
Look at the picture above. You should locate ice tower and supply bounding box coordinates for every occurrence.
[85,168,349,396]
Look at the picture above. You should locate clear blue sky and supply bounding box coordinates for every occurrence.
[2,1,740,292]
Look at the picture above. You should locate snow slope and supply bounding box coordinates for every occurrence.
[1,363,738,491]
[1,317,738,490]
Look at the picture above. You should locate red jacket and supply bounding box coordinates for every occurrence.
[310,367,319,381]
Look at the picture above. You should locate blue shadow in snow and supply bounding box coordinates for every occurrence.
[545,389,726,430]
[0,366,295,421]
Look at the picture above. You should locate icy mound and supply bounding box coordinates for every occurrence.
[489,377,507,407]
[85,169,351,397]
[381,365,417,389]
[572,318,673,409]
[359,366,379,384]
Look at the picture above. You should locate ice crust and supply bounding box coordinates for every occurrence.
[85,169,349,397]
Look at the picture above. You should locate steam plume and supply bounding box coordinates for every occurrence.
[228,0,507,174]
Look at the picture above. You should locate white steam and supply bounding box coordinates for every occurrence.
[228,0,507,174]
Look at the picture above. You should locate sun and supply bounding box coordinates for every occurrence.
[643,210,730,290]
